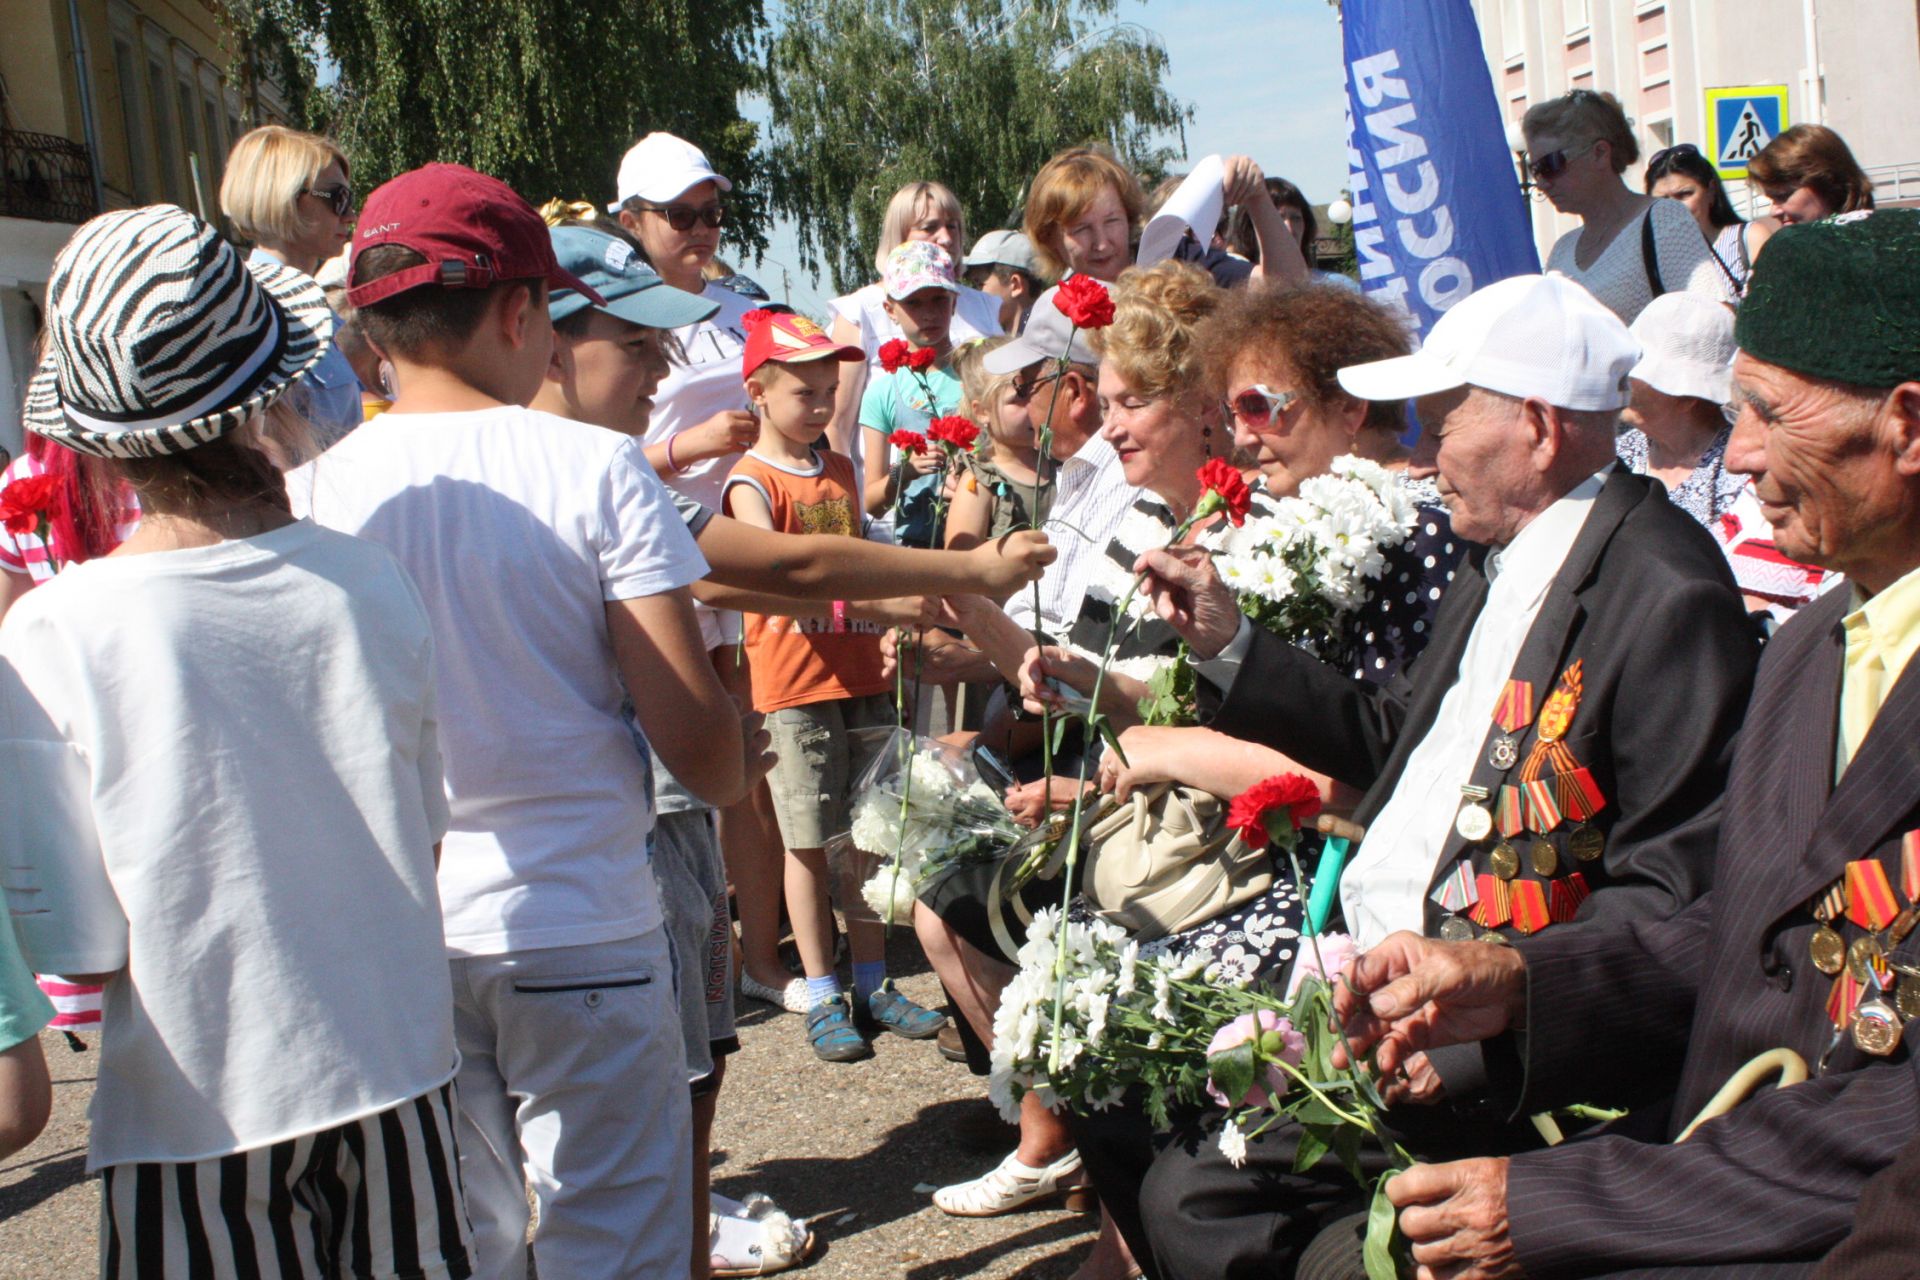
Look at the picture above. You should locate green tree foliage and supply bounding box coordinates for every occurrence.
[232,0,771,254]
[760,0,1190,293]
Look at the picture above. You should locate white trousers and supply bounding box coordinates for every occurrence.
[449,930,691,1280]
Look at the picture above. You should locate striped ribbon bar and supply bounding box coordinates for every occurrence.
[1431,858,1478,913]
[1495,786,1526,838]
[1510,880,1550,935]
[1846,858,1899,930]
[1492,679,1534,732]
[1521,777,1563,833]
[1548,872,1591,923]
[1903,831,1920,903]
[1558,767,1606,821]
[1470,874,1511,929]
[1828,969,1863,1031]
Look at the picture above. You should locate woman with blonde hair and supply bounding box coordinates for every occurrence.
[220,124,363,445]
[1747,123,1876,225]
[1025,145,1308,289]
[826,181,1007,476]
[1523,89,1730,321]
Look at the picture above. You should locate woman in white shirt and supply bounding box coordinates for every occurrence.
[1643,142,1777,298]
[1,205,467,1274]
[826,181,1006,475]
[1524,90,1732,322]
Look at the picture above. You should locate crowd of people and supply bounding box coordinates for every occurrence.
[0,82,1912,1280]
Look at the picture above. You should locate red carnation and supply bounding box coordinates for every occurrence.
[1055,274,1115,329]
[878,339,911,373]
[741,308,774,330]
[0,474,63,538]
[905,345,939,372]
[927,415,981,453]
[888,430,927,455]
[1194,457,1253,527]
[1227,774,1323,849]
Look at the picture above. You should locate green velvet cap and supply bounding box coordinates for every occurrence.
[1736,210,1920,389]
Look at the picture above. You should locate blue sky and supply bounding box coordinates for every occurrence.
[745,0,1351,315]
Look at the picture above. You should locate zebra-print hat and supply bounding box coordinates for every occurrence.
[22,204,335,459]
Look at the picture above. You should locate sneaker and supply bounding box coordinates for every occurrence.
[805,993,871,1063]
[856,979,947,1040]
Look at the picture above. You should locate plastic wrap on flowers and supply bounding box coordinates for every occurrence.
[829,728,1024,925]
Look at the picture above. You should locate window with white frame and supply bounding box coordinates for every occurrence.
[143,27,183,205]
[1564,0,1591,34]
[1502,0,1526,53]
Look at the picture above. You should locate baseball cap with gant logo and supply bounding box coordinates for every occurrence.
[348,163,604,310]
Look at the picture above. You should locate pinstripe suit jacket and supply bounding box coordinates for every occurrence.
[1504,583,1920,1277]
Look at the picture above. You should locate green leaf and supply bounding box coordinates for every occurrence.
[1332,1123,1367,1187]
[1094,714,1130,767]
[1208,1043,1256,1110]
[1289,1095,1342,1128]
[1291,1124,1332,1174]
[1050,712,1072,756]
[1363,1180,1400,1280]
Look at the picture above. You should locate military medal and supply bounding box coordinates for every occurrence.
[1569,824,1605,862]
[1845,859,1899,930]
[1899,981,1920,1021]
[1828,968,1864,1034]
[1510,880,1550,935]
[1470,874,1511,929]
[1809,882,1848,976]
[1488,735,1519,770]
[1535,662,1582,743]
[1495,786,1526,840]
[1548,873,1590,924]
[1429,860,1479,927]
[1455,785,1494,843]
[1439,916,1476,942]
[1852,999,1903,1056]
[1490,841,1520,880]
[1848,934,1886,985]
[1530,837,1559,878]
[1488,680,1534,771]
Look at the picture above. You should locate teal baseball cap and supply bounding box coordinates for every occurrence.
[547,224,718,329]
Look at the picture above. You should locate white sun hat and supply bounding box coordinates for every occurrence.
[609,132,733,212]
[1628,292,1736,405]
[1336,273,1642,412]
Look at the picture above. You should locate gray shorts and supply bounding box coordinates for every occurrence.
[652,810,736,1086]
[763,692,897,850]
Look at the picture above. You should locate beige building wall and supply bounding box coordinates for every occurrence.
[1471,0,1920,256]
[0,0,285,455]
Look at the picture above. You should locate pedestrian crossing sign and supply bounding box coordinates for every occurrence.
[1705,85,1790,180]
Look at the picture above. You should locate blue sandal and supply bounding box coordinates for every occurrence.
[857,980,947,1040]
[805,993,871,1062]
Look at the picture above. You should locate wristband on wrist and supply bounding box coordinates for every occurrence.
[831,600,849,633]
[665,433,687,475]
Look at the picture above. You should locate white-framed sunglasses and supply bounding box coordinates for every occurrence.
[1225,384,1298,429]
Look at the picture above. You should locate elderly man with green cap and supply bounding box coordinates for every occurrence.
[1307,210,1920,1278]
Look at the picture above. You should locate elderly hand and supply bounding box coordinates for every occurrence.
[970,530,1057,595]
[1331,932,1528,1078]
[1219,155,1270,208]
[1380,1051,1448,1108]
[1388,1158,1521,1280]
[1016,645,1100,715]
[1096,725,1185,801]
[1004,777,1096,828]
[1133,545,1244,660]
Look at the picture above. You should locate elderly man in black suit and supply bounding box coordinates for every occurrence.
[1089,273,1762,1276]
[1329,209,1920,1277]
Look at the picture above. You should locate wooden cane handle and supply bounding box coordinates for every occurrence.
[1316,815,1367,843]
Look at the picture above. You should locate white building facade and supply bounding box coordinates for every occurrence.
[1469,0,1920,254]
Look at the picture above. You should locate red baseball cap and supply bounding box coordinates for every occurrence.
[740,308,864,380]
[347,163,604,309]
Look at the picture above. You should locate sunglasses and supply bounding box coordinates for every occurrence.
[1226,384,1297,429]
[1526,140,1597,180]
[302,183,354,217]
[632,201,726,232]
[1012,367,1066,402]
[1646,142,1704,170]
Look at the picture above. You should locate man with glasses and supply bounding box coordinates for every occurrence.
[1122,274,1761,1279]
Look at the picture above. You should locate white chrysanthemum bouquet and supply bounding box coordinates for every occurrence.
[1218,455,1420,655]
[838,729,1023,924]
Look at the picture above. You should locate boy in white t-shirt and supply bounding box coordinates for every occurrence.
[296,163,767,1280]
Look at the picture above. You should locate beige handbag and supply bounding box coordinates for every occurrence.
[1081,783,1274,942]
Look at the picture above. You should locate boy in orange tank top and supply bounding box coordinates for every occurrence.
[723,310,948,1062]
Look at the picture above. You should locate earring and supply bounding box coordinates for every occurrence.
[1202,421,1213,457]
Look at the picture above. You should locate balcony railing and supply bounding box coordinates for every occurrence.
[0,128,99,225]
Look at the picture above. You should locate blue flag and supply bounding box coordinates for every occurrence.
[1341,0,1539,337]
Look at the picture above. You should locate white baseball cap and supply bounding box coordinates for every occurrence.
[964,229,1038,275]
[1336,274,1641,412]
[1628,292,1735,404]
[609,132,733,212]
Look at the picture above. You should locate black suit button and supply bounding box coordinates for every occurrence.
[1771,966,1793,993]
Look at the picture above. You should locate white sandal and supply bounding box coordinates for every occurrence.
[710,1200,813,1277]
[932,1149,1093,1217]
[739,971,808,1013]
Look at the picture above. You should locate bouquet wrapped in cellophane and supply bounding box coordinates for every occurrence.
[835,728,1024,923]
